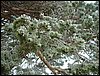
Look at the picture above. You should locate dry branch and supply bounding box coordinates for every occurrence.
[36,50,58,75]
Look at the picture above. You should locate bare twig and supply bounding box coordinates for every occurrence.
[53,67,68,75]
[36,50,58,75]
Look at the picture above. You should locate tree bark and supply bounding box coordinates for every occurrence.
[36,50,58,75]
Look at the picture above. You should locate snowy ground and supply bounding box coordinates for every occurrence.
[11,49,92,75]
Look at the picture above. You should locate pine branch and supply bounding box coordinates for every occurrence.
[36,50,58,75]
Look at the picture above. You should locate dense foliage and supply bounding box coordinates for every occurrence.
[1,1,99,75]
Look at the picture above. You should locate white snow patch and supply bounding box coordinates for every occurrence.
[4,11,8,12]
[89,40,97,45]
[78,51,89,59]
[20,59,28,69]
[84,1,96,4]
[45,68,52,75]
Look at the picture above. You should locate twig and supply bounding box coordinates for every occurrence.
[53,67,68,75]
